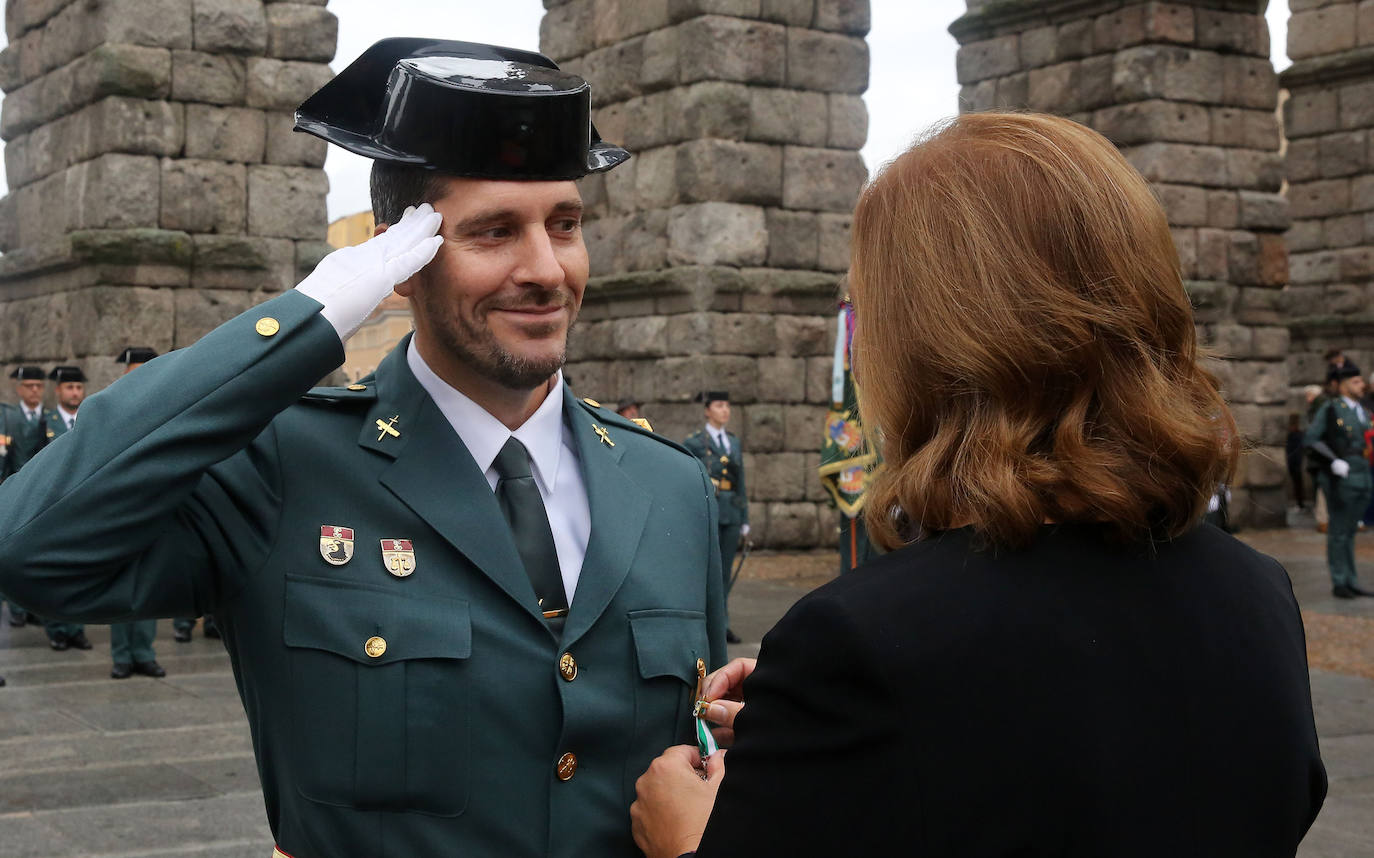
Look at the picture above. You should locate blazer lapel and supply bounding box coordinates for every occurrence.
[562,387,650,644]
[363,337,543,625]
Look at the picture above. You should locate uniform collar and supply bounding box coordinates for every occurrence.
[57,405,76,424]
[406,338,566,493]
[1342,395,1365,413]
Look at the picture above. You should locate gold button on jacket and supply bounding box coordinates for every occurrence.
[560,652,578,681]
[557,752,578,781]
[364,636,386,658]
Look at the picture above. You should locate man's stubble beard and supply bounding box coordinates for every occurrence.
[418,284,578,391]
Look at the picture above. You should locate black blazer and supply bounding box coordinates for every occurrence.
[697,523,1326,857]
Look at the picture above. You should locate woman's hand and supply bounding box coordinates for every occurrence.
[702,657,755,746]
[631,745,727,858]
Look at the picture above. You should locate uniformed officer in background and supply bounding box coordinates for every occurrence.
[40,366,92,652]
[1,366,49,631]
[107,348,167,679]
[0,38,724,858]
[683,391,747,644]
[1306,362,1374,599]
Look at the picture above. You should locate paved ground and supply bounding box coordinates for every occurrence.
[0,526,1371,856]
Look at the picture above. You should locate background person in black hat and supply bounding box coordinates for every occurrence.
[0,38,723,858]
[38,366,92,652]
[1305,362,1374,598]
[0,365,49,630]
[683,391,748,644]
[107,349,166,680]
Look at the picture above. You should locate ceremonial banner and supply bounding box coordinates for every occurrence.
[818,300,880,519]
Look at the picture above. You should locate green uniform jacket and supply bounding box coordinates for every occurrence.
[0,291,726,858]
[0,402,49,479]
[1304,397,1373,487]
[682,429,747,527]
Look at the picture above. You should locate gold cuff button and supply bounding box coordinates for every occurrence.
[255,317,281,337]
[556,752,578,781]
[559,652,578,681]
[347,383,367,391]
[364,636,386,658]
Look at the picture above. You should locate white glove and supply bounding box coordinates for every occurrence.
[295,203,443,342]
[740,524,750,537]
[1332,458,1351,478]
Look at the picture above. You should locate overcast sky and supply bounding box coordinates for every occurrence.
[0,1,1294,221]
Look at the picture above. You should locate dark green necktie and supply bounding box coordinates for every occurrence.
[493,437,567,630]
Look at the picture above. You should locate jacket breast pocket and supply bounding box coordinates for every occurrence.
[283,574,472,818]
[625,609,710,796]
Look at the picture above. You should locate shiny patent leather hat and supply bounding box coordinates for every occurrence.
[294,38,630,180]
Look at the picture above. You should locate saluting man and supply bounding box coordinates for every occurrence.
[39,366,92,653]
[107,348,167,680]
[0,39,724,858]
[0,366,49,631]
[683,391,748,644]
[1306,362,1374,599]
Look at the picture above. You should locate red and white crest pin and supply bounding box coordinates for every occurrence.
[381,539,416,578]
[319,525,355,566]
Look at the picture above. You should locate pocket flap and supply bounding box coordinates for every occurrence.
[629,609,709,684]
[284,574,471,666]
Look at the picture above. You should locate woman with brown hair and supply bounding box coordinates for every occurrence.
[630,113,1326,857]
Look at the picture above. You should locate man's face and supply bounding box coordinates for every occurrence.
[396,177,588,390]
[706,400,731,427]
[15,379,42,409]
[1341,375,1367,401]
[57,382,84,411]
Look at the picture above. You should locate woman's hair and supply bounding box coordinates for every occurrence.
[851,112,1237,551]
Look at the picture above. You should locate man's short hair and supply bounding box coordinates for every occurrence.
[1324,348,1344,362]
[370,162,449,225]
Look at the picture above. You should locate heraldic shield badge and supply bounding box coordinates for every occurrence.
[381,539,416,577]
[320,526,355,566]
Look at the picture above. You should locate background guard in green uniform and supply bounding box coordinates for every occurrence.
[107,348,166,679]
[1304,362,1374,599]
[40,366,92,652]
[818,298,881,574]
[0,38,724,858]
[683,391,747,644]
[1,365,49,632]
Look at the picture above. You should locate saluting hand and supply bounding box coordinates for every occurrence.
[295,203,444,341]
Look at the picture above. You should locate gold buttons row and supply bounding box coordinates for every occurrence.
[559,652,577,681]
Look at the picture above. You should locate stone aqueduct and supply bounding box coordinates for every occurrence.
[0,0,1367,546]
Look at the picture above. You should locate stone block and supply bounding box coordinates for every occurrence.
[265,3,337,61]
[621,210,670,272]
[817,212,851,273]
[782,147,866,212]
[777,313,831,357]
[185,103,266,162]
[1284,137,1321,184]
[193,0,267,55]
[1112,45,1222,106]
[1226,229,1260,285]
[748,87,829,146]
[1094,4,1146,51]
[192,233,295,290]
[1289,5,1358,60]
[1019,25,1058,69]
[667,203,767,266]
[160,158,246,234]
[1289,250,1339,285]
[1287,178,1350,220]
[1144,2,1195,44]
[1354,175,1374,210]
[827,93,867,150]
[171,49,247,105]
[995,71,1030,109]
[539,0,595,61]
[1122,142,1226,187]
[752,451,808,500]
[1155,184,1208,227]
[1093,100,1209,147]
[1058,18,1095,60]
[1028,61,1082,113]
[1338,246,1374,279]
[958,80,996,113]
[667,0,761,20]
[1258,234,1288,289]
[1363,0,1374,47]
[101,0,194,51]
[1209,107,1279,151]
[1196,228,1229,280]
[786,28,867,94]
[174,287,256,346]
[1,44,173,140]
[812,0,869,35]
[1286,220,1324,253]
[245,58,333,110]
[678,16,786,87]
[6,0,72,40]
[1173,227,1197,278]
[72,154,162,233]
[610,316,670,358]
[677,139,782,205]
[763,501,820,548]
[1196,8,1265,56]
[664,82,749,143]
[742,401,786,451]
[756,356,807,403]
[66,286,176,356]
[1253,327,1291,360]
[1221,56,1277,111]
[0,293,72,361]
[246,165,328,239]
[956,35,1019,84]
[264,110,326,166]
[1327,282,1367,314]
[1339,80,1374,131]
[1285,89,1339,138]
[1238,191,1290,230]
[766,208,819,269]
[603,158,638,216]
[1317,129,1369,179]
[1212,323,1253,359]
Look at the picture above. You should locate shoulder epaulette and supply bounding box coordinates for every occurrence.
[574,398,695,458]
[299,380,378,407]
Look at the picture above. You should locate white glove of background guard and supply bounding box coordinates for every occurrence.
[295,203,443,342]
[1332,458,1351,478]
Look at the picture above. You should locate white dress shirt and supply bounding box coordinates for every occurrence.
[407,340,591,603]
[57,406,76,430]
[706,424,729,453]
[1342,395,1368,426]
[21,405,40,423]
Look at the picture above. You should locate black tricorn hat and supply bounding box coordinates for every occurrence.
[117,347,158,365]
[1330,362,1363,382]
[49,366,86,384]
[695,391,730,405]
[294,38,630,180]
[9,366,43,381]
